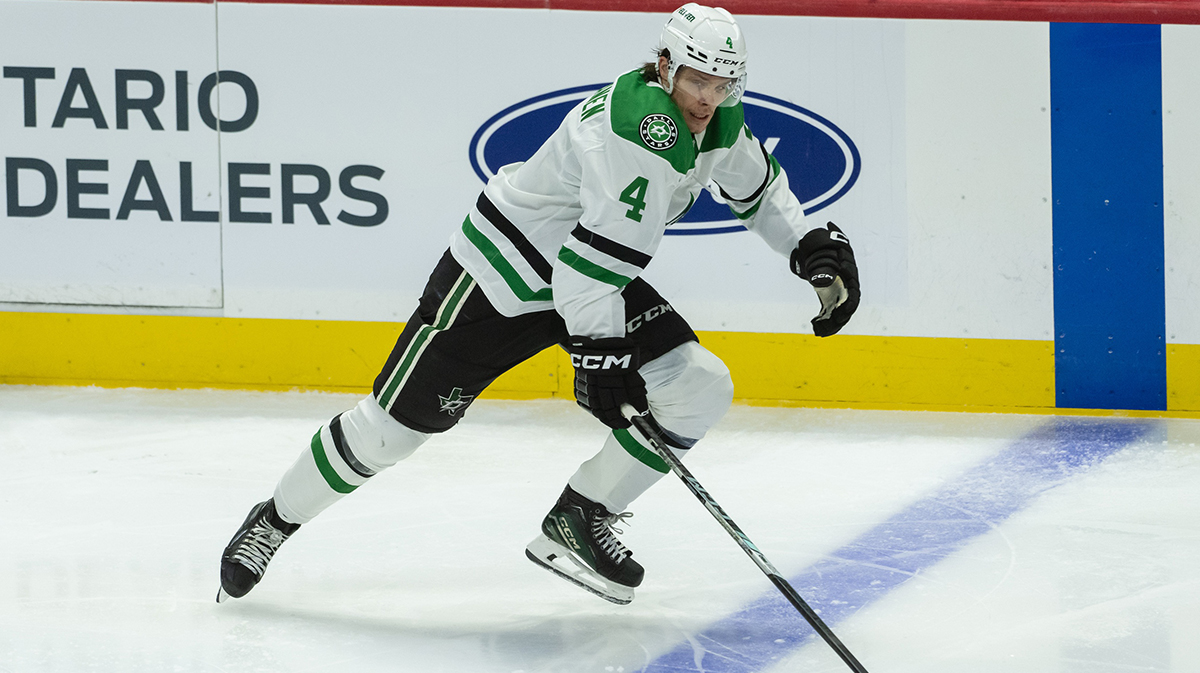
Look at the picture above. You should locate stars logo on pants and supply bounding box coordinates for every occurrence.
[438,387,474,415]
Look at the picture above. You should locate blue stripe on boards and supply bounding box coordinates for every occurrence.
[1050,23,1166,410]
[642,417,1152,672]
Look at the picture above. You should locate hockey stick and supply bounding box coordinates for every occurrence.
[621,405,870,673]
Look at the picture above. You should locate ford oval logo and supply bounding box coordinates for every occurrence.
[469,84,860,236]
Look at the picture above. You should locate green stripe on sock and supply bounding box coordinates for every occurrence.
[311,430,358,494]
[613,428,669,473]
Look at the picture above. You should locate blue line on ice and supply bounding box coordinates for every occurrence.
[643,416,1154,672]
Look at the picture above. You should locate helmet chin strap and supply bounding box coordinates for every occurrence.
[657,57,678,96]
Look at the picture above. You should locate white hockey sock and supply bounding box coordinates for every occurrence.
[567,426,685,514]
[273,423,366,524]
[566,341,733,514]
[273,395,430,524]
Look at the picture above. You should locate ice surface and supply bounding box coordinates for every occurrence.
[1,385,1197,672]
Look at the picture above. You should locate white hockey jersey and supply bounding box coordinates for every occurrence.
[449,69,814,340]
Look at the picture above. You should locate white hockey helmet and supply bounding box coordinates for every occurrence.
[659,3,748,107]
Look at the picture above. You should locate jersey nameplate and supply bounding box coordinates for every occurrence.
[581,85,611,122]
[639,114,678,151]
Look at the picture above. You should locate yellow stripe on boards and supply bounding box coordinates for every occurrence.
[699,331,1057,410]
[1168,343,1200,412]
[3,310,1197,416]
[0,312,398,392]
[0,311,566,396]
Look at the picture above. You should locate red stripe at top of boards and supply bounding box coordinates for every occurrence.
[79,0,1200,25]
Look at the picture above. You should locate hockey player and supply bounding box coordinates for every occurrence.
[218,3,860,605]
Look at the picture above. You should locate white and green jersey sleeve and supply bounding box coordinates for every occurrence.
[706,121,812,258]
[448,70,815,340]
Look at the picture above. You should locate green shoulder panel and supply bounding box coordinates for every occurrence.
[698,103,746,153]
[609,71,695,175]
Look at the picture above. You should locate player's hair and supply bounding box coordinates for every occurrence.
[639,48,670,84]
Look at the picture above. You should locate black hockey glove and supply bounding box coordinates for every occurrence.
[790,222,861,337]
[566,336,648,430]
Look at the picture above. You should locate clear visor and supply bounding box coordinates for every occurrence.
[672,67,745,108]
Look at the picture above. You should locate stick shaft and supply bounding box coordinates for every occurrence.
[624,409,870,673]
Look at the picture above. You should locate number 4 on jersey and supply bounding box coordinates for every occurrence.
[619,176,649,222]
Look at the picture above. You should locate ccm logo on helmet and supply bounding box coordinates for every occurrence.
[714,57,742,65]
[570,353,634,370]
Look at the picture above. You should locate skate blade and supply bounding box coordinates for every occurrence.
[216,587,231,604]
[525,534,634,605]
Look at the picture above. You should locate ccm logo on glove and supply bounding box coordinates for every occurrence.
[791,222,861,337]
[570,353,635,370]
[565,336,647,429]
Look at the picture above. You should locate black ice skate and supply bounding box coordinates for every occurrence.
[525,485,644,605]
[216,499,300,603]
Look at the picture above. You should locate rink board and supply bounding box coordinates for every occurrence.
[2,0,1199,413]
[4,310,1199,414]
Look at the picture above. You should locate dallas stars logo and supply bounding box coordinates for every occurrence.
[639,113,678,151]
[438,387,474,415]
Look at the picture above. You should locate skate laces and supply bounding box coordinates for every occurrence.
[592,511,634,562]
[230,518,288,577]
